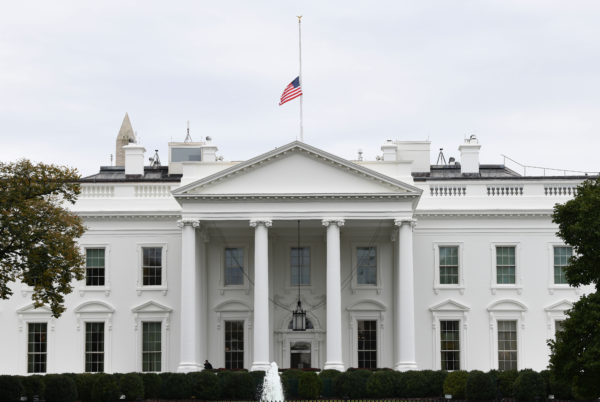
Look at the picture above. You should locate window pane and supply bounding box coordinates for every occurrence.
[553,246,572,285]
[498,320,517,371]
[357,320,377,368]
[496,247,516,284]
[225,320,244,369]
[439,246,459,285]
[440,320,460,370]
[27,323,47,373]
[290,247,310,286]
[357,247,377,285]
[224,248,244,286]
[142,322,162,372]
[85,322,104,373]
[86,248,105,286]
[143,247,162,286]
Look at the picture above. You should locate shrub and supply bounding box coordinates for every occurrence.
[281,369,302,399]
[249,370,265,400]
[159,372,191,399]
[466,370,496,400]
[141,373,161,399]
[496,369,518,398]
[189,370,220,400]
[44,374,77,402]
[21,375,45,401]
[120,373,144,401]
[366,370,396,398]
[547,370,572,400]
[421,370,447,397]
[334,369,372,398]
[218,371,254,400]
[91,374,120,402]
[73,373,98,402]
[443,370,468,399]
[398,370,428,397]
[318,369,341,398]
[298,371,321,399]
[0,375,23,402]
[513,369,545,402]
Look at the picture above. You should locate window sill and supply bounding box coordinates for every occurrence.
[490,285,522,295]
[218,285,250,295]
[434,285,465,295]
[79,287,111,297]
[136,286,168,296]
[548,285,579,295]
[350,285,382,295]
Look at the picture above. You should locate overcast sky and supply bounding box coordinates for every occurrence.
[1,1,599,176]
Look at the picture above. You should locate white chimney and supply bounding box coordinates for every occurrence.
[458,135,481,174]
[123,144,146,176]
[202,145,218,162]
[381,140,397,161]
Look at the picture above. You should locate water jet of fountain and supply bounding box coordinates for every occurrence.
[260,362,285,401]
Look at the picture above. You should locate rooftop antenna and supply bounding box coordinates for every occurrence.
[110,154,113,166]
[436,148,447,165]
[184,120,193,143]
[357,149,364,161]
[149,149,161,168]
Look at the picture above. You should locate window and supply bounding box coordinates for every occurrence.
[291,247,310,286]
[142,322,162,372]
[496,246,516,284]
[27,323,47,373]
[225,321,244,369]
[553,246,572,285]
[85,322,105,372]
[439,246,459,285]
[142,247,162,286]
[357,247,377,285]
[224,248,244,286]
[85,248,105,286]
[497,320,517,371]
[440,320,460,370]
[357,320,377,368]
[555,319,565,336]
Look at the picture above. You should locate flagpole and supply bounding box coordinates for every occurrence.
[298,15,304,142]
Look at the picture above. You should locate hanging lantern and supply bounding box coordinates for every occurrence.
[292,299,306,331]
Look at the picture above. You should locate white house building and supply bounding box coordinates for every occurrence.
[0,115,593,375]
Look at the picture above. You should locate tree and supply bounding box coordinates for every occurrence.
[549,177,600,399]
[0,159,85,317]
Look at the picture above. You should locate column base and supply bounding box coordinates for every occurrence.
[323,361,345,371]
[250,361,271,372]
[177,362,202,373]
[394,361,418,371]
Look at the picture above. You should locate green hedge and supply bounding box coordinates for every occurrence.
[0,368,578,400]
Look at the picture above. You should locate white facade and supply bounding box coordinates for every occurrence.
[0,133,591,375]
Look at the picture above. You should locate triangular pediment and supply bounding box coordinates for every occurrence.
[429,299,470,312]
[17,303,52,315]
[173,141,422,199]
[132,301,172,313]
[544,299,573,312]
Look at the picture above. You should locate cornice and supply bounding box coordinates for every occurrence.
[415,209,552,218]
[175,193,419,201]
[78,212,181,220]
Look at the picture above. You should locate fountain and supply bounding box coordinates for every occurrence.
[260,362,285,401]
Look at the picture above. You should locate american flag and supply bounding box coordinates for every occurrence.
[279,76,303,106]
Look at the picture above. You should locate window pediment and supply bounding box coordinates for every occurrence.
[74,300,115,314]
[429,299,470,312]
[346,299,387,312]
[131,301,172,314]
[213,299,252,312]
[544,299,573,312]
[487,299,527,312]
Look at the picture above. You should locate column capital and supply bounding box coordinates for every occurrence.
[322,218,345,228]
[249,219,272,228]
[177,218,200,228]
[394,217,417,228]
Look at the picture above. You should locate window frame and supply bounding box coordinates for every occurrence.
[490,243,522,294]
[27,322,49,374]
[347,300,385,369]
[223,246,247,287]
[132,301,172,372]
[84,321,106,373]
[430,299,470,371]
[214,301,252,370]
[74,301,115,373]
[136,243,168,295]
[350,243,382,293]
[544,299,573,341]
[547,243,577,294]
[224,320,246,369]
[290,246,311,287]
[433,243,465,294]
[80,244,111,296]
[283,241,319,293]
[17,304,55,374]
[487,299,526,371]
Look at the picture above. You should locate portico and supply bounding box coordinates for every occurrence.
[172,142,422,372]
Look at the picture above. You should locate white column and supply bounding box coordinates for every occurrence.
[250,219,272,371]
[394,218,418,371]
[322,218,345,371]
[177,218,201,372]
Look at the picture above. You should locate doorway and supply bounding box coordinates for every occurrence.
[290,341,311,368]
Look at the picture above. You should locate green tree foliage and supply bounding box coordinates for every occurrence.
[552,178,600,288]
[0,160,84,317]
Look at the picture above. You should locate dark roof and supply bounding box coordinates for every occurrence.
[80,166,182,183]
[413,164,596,181]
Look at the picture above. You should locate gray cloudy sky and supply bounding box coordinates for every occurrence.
[1,1,599,176]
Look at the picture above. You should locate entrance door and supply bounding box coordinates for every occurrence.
[290,341,311,368]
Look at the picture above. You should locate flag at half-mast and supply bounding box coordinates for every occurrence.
[279,76,303,106]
